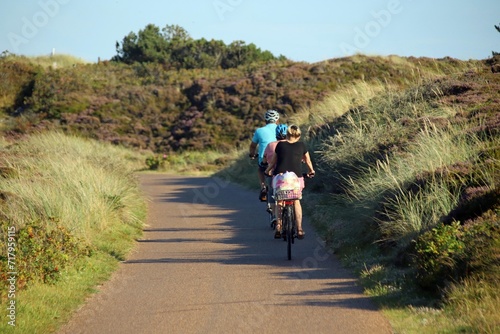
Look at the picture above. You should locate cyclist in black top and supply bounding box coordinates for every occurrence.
[265,125,315,239]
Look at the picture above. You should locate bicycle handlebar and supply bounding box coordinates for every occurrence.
[265,171,315,178]
[302,172,315,179]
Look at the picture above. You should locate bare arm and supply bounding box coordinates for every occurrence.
[265,152,277,175]
[249,142,257,158]
[302,152,315,176]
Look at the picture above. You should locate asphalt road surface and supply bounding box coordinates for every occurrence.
[58,174,393,334]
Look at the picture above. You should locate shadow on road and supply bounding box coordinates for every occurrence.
[127,174,381,313]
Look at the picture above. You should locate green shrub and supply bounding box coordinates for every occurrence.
[414,222,465,290]
[0,220,92,299]
[145,155,165,170]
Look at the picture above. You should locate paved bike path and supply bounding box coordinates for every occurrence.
[58,174,392,334]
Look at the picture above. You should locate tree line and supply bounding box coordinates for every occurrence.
[113,24,284,69]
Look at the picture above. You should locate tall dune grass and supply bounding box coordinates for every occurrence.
[295,69,498,332]
[290,80,392,140]
[346,123,497,245]
[0,131,147,247]
[319,84,457,173]
[0,131,148,333]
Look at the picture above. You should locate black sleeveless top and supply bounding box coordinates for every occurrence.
[273,141,307,176]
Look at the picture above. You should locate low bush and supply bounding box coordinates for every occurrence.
[414,222,465,290]
[145,155,165,170]
[0,220,92,296]
[414,215,500,292]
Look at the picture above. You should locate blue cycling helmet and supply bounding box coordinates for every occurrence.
[275,124,288,140]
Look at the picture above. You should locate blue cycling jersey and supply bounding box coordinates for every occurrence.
[252,123,277,164]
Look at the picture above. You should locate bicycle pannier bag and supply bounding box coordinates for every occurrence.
[273,171,302,200]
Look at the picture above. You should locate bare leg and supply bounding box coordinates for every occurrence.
[266,176,276,219]
[275,201,283,227]
[258,167,266,189]
[274,201,283,238]
[294,200,303,232]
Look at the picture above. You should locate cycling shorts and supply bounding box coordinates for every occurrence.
[258,162,268,172]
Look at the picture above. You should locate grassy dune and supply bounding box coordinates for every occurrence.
[307,71,499,333]
[0,132,147,333]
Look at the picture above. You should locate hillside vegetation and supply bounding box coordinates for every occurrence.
[0,50,498,333]
[0,52,477,153]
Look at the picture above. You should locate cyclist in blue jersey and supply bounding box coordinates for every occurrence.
[249,109,279,201]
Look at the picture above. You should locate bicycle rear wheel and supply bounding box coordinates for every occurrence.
[284,206,293,260]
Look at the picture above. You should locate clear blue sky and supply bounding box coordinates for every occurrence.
[1,0,499,63]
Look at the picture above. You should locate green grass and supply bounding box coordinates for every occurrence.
[289,80,392,134]
[213,151,262,189]
[378,276,500,334]
[0,131,147,333]
[445,277,500,333]
[0,252,118,334]
[142,149,245,177]
[161,149,241,175]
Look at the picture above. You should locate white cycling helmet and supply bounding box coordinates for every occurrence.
[264,109,279,123]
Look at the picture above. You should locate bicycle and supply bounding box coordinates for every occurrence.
[265,175,277,229]
[250,154,276,229]
[274,173,313,260]
[280,197,296,260]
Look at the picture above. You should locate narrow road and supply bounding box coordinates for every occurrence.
[59,174,392,334]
